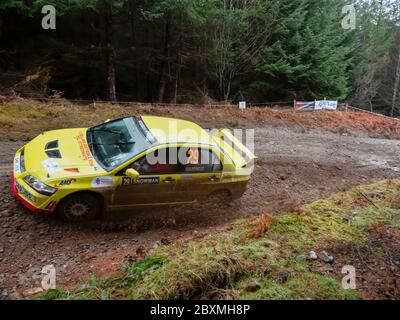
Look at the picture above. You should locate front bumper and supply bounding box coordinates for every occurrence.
[11,172,53,214]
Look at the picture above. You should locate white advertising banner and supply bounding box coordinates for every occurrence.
[315,100,338,110]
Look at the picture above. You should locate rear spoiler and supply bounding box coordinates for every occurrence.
[212,129,258,168]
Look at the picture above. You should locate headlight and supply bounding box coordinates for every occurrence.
[23,175,57,196]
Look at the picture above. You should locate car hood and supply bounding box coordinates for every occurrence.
[23,128,106,180]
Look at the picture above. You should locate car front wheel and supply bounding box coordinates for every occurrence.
[57,193,100,221]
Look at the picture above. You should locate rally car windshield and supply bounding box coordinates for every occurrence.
[87,117,157,171]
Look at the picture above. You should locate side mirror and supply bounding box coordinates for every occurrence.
[125,168,140,180]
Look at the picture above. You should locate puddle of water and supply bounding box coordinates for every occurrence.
[361,157,400,172]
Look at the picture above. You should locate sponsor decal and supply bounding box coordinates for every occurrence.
[122,176,160,186]
[75,131,94,166]
[55,178,76,187]
[45,201,57,210]
[14,157,21,173]
[64,168,79,173]
[42,159,60,174]
[91,176,115,188]
[184,166,205,172]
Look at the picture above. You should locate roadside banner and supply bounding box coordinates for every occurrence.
[315,100,338,110]
[294,101,315,111]
[294,100,338,111]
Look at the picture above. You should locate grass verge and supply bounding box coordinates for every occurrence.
[38,179,400,300]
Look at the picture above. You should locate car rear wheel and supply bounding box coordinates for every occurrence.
[57,193,100,221]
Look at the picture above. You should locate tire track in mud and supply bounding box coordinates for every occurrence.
[0,126,399,298]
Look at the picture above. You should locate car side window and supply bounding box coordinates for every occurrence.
[123,147,222,176]
[130,148,180,174]
[179,147,222,173]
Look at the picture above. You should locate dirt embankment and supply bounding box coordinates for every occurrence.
[0,99,399,299]
[1,99,400,140]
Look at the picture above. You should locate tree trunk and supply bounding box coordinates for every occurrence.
[157,15,171,103]
[0,17,3,39]
[223,70,233,102]
[171,13,183,105]
[391,46,400,117]
[171,58,182,104]
[128,0,136,45]
[128,0,139,99]
[104,1,116,102]
[157,64,168,103]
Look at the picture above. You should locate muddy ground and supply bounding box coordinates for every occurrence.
[0,125,399,299]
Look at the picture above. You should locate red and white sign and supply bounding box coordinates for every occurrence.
[294,101,315,111]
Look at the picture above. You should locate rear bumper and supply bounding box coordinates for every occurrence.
[11,172,53,214]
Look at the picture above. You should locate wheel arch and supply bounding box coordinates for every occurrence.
[55,190,106,218]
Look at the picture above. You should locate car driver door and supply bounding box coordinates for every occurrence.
[174,146,223,202]
[112,147,181,208]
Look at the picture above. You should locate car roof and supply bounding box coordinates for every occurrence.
[141,116,216,146]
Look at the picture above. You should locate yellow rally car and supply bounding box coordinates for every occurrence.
[12,116,256,220]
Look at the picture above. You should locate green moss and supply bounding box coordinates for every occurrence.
[39,289,69,300]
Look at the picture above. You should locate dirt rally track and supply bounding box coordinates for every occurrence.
[0,125,399,298]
